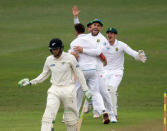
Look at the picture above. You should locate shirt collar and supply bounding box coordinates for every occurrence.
[111,39,118,46]
[77,34,86,38]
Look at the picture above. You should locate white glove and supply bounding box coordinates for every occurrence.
[84,90,92,102]
[18,78,31,88]
[136,50,147,63]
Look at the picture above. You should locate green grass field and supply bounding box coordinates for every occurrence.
[0,0,167,130]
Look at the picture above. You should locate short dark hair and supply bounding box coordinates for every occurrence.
[74,23,85,34]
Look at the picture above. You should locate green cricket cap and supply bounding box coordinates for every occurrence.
[106,27,118,34]
[91,18,103,27]
[87,21,93,27]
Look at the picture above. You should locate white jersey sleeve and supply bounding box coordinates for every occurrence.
[74,17,80,24]
[82,33,102,56]
[68,38,78,53]
[70,55,88,91]
[30,57,51,85]
[122,43,138,59]
[83,48,102,56]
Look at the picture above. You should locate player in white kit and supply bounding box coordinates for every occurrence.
[72,6,117,122]
[103,27,147,120]
[73,19,117,123]
[69,23,111,124]
[18,38,92,131]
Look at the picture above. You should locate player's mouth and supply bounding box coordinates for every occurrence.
[108,36,112,40]
[92,28,99,35]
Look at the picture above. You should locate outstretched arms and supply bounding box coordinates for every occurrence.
[123,43,147,63]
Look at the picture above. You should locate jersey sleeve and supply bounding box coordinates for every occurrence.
[74,17,80,24]
[30,57,51,85]
[83,47,102,56]
[68,40,77,53]
[122,43,138,59]
[70,55,88,91]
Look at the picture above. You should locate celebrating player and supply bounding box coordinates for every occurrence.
[103,27,147,120]
[72,6,117,122]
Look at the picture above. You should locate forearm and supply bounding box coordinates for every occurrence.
[83,48,102,56]
[30,71,50,85]
[99,53,107,66]
[74,17,80,24]
[124,44,138,59]
[30,59,51,85]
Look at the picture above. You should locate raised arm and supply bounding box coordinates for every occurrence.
[72,5,80,24]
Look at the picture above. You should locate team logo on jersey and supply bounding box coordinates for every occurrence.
[104,42,107,46]
[97,39,100,43]
[115,47,119,51]
[50,64,55,67]
[61,62,65,65]
[106,47,110,50]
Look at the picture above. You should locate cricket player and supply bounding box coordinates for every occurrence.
[72,6,117,122]
[103,27,147,119]
[73,19,117,122]
[18,38,92,131]
[72,7,94,114]
[69,23,111,124]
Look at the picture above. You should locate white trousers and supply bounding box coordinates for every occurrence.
[76,70,104,116]
[105,69,123,116]
[105,70,123,92]
[41,84,77,131]
[97,70,115,115]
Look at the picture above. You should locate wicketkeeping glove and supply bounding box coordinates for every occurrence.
[137,50,147,63]
[84,90,92,102]
[18,78,31,88]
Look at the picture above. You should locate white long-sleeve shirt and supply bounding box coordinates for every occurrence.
[69,34,101,71]
[102,39,138,70]
[73,18,107,71]
[30,52,88,91]
[84,32,108,71]
[74,17,80,24]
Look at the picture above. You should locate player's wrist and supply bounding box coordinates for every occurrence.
[74,15,78,18]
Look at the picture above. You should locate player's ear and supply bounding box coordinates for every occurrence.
[99,26,102,31]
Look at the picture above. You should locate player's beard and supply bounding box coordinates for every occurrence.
[107,36,112,42]
[91,28,99,36]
